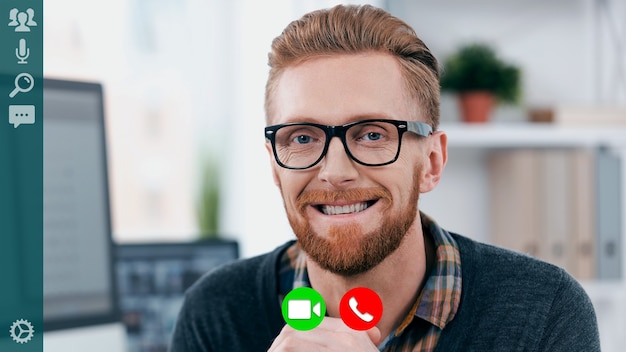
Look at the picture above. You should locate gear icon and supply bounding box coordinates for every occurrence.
[10,319,34,344]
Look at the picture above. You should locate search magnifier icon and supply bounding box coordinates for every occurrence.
[9,73,34,98]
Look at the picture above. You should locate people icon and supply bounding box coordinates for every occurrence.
[8,8,37,32]
[26,9,37,26]
[8,8,18,26]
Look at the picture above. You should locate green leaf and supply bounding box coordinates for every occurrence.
[440,43,521,104]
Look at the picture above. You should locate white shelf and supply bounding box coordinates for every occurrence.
[582,281,626,299]
[440,123,626,149]
[425,121,626,285]
[582,281,626,352]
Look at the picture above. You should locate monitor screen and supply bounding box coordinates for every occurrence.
[115,240,239,352]
[43,78,120,331]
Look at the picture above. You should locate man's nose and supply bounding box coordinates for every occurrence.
[317,137,358,187]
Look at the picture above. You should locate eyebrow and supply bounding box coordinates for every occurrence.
[280,112,397,125]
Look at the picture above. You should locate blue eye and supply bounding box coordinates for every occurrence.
[364,132,382,141]
[294,135,311,144]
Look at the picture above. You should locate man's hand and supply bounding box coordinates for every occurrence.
[268,317,381,351]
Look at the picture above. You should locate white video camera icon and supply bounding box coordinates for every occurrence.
[287,300,321,320]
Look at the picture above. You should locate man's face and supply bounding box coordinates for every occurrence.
[267,53,427,276]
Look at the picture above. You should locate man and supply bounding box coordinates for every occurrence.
[171,5,600,351]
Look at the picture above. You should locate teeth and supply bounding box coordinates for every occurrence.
[321,202,369,215]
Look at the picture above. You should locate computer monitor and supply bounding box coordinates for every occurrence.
[42,78,125,351]
[115,240,239,352]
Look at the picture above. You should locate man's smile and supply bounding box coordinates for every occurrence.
[314,200,378,215]
[296,187,391,216]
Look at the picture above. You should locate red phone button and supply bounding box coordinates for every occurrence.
[339,287,383,330]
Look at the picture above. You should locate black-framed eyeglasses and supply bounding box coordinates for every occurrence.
[264,119,433,170]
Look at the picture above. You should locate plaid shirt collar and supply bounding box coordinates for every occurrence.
[408,212,462,329]
[278,212,462,345]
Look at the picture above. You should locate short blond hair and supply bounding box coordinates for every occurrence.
[265,4,440,129]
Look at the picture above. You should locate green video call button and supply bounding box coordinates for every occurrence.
[281,287,326,331]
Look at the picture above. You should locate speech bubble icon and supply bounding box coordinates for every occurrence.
[9,105,35,128]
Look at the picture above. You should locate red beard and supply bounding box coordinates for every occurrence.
[285,167,421,276]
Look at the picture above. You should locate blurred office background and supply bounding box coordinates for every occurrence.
[41,0,625,351]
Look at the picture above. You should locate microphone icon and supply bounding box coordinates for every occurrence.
[16,38,30,64]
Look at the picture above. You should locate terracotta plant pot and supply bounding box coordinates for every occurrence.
[458,91,495,123]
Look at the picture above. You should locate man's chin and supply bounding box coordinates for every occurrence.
[303,240,380,276]
[297,225,399,276]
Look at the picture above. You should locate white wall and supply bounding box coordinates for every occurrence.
[389,0,598,108]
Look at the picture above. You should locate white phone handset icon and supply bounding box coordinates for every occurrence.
[349,296,374,322]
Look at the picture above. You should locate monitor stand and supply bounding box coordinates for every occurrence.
[44,323,127,352]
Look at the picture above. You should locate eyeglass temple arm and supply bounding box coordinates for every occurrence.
[406,121,433,137]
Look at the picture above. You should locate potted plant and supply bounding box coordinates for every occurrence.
[197,154,221,239]
[440,43,521,123]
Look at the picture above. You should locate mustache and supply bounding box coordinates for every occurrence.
[296,187,392,212]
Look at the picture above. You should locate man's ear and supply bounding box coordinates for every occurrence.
[265,142,281,187]
[419,131,447,193]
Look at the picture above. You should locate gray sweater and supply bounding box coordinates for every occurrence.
[170,233,600,351]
